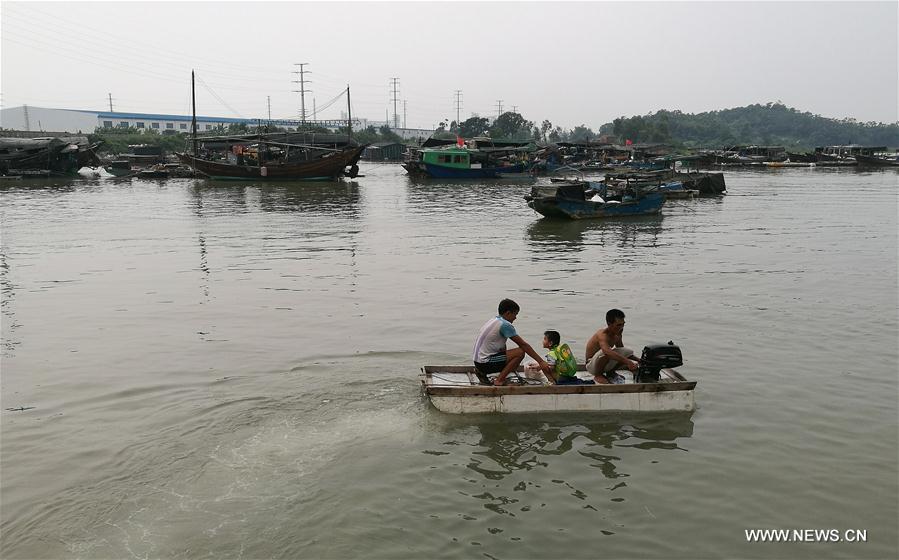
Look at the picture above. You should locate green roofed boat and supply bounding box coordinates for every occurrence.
[404,141,535,179]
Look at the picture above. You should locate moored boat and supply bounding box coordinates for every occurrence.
[177,71,364,181]
[404,144,534,179]
[525,182,665,220]
[1,136,101,177]
[177,144,365,180]
[656,181,699,199]
[787,151,818,163]
[855,154,899,167]
[104,160,135,177]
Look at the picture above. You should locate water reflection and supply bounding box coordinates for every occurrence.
[0,249,20,358]
[193,180,362,216]
[0,179,81,195]
[187,185,212,302]
[256,181,361,216]
[431,413,694,481]
[423,413,694,526]
[526,215,665,259]
[405,179,532,214]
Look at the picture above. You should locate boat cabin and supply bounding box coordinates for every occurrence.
[815,145,887,158]
[422,148,472,168]
[723,145,786,160]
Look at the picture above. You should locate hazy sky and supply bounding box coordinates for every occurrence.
[2,1,896,129]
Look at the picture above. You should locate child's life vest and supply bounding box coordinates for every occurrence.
[548,343,578,377]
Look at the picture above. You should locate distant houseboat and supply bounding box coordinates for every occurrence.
[403,146,531,179]
[815,145,887,160]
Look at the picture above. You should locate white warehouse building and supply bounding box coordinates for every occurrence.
[0,105,308,134]
[0,106,435,140]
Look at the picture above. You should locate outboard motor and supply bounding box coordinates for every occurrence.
[635,341,683,383]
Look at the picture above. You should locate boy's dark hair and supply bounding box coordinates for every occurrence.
[606,308,625,324]
[498,298,520,315]
[544,330,560,347]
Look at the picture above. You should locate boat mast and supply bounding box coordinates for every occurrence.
[191,70,198,159]
[346,85,352,142]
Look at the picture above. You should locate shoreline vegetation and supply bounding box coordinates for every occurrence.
[78,102,898,155]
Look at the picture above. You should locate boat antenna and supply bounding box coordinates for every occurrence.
[346,84,352,142]
[191,70,198,159]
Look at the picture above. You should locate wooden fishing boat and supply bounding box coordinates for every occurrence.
[526,182,665,220]
[421,364,696,414]
[0,136,101,176]
[178,70,365,181]
[177,144,365,180]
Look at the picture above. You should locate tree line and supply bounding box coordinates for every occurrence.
[89,102,899,154]
[609,103,899,149]
[438,102,898,148]
[434,114,602,144]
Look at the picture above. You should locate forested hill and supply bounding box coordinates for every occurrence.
[605,103,899,148]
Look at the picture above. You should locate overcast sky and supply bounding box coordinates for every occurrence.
[1,0,896,129]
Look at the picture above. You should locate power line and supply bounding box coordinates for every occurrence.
[2,3,290,79]
[195,74,244,117]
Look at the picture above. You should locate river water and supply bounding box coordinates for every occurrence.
[1,165,897,559]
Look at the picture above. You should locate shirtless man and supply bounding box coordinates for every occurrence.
[585,308,639,384]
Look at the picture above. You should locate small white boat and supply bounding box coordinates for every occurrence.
[420,364,696,414]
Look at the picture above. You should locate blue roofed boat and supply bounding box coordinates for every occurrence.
[525,181,665,220]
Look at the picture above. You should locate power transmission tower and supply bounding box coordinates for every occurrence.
[495,100,503,119]
[512,105,518,114]
[108,93,114,112]
[403,99,407,129]
[454,90,463,128]
[23,104,30,131]
[267,96,271,120]
[292,63,312,123]
[389,77,400,129]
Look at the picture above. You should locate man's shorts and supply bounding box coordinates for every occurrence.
[586,346,634,376]
[474,360,506,375]
[555,375,595,385]
[474,355,506,384]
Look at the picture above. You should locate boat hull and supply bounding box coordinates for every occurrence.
[855,154,899,166]
[177,145,365,180]
[422,366,695,414]
[528,192,665,220]
[428,387,695,414]
[421,162,524,179]
[103,166,135,177]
